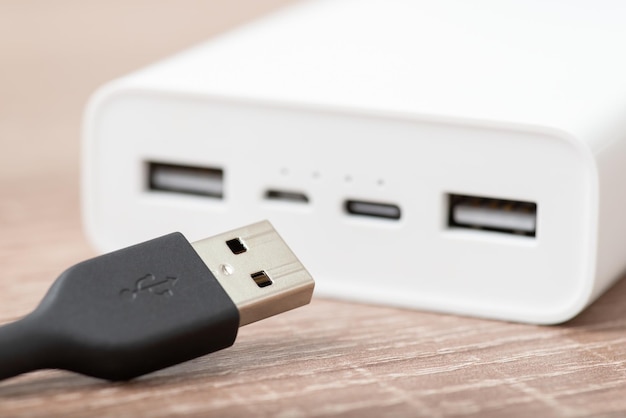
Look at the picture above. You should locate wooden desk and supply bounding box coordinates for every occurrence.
[2,2,626,416]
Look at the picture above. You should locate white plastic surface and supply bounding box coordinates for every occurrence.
[83,0,626,324]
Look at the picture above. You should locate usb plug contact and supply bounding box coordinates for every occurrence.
[193,220,315,326]
[0,221,314,382]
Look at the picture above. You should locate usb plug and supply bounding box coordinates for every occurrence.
[0,221,314,381]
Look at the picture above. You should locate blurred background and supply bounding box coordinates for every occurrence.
[0,0,292,182]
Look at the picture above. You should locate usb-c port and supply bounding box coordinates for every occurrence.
[345,199,401,220]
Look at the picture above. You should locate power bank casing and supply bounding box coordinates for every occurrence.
[83,0,626,324]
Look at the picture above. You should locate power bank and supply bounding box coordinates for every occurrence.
[83,0,626,323]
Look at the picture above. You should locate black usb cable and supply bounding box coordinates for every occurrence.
[0,221,314,381]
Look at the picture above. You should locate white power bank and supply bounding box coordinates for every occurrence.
[83,0,626,324]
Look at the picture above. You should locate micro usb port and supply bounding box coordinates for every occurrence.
[265,189,309,203]
[448,194,537,237]
[345,199,401,220]
[148,162,223,198]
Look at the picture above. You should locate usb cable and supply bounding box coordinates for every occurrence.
[0,221,314,381]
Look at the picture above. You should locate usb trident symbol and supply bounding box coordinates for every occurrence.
[120,274,179,300]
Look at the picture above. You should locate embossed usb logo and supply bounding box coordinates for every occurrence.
[120,274,178,300]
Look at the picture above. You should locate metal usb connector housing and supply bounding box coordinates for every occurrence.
[192,220,315,326]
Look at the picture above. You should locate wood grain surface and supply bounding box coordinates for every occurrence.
[2,1,626,417]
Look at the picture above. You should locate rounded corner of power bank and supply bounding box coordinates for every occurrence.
[529,285,596,325]
[84,80,134,123]
[533,125,600,180]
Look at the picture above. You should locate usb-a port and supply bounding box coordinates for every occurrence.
[448,194,537,237]
[147,162,223,198]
